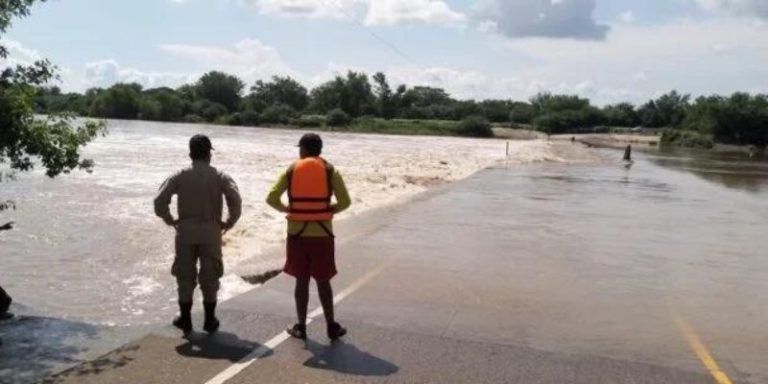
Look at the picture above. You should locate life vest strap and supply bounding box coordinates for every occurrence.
[289,208,334,214]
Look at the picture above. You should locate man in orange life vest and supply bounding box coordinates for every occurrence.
[266,133,351,340]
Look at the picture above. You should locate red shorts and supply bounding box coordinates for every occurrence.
[284,236,337,281]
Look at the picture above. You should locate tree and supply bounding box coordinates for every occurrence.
[1,0,105,230]
[639,91,690,128]
[530,93,590,114]
[89,83,142,119]
[195,71,244,112]
[309,72,375,117]
[249,76,308,112]
[602,102,640,127]
[456,116,493,138]
[143,87,184,121]
[372,72,396,119]
[509,102,536,125]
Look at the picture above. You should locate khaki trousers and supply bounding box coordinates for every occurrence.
[172,239,223,303]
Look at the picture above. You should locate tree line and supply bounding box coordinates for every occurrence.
[34,70,768,146]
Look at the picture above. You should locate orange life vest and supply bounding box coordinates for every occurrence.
[287,157,334,222]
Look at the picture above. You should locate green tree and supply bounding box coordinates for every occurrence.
[530,93,590,113]
[602,102,640,127]
[195,71,244,112]
[309,72,375,117]
[249,76,308,112]
[1,0,105,230]
[479,100,512,123]
[143,87,184,121]
[456,116,493,137]
[639,91,690,128]
[372,72,396,119]
[89,83,142,119]
[509,102,536,125]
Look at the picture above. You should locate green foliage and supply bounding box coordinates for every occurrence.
[249,76,308,112]
[195,71,244,112]
[602,103,640,127]
[309,72,375,117]
[260,103,297,125]
[638,91,690,128]
[509,102,536,124]
[326,108,351,127]
[294,114,325,128]
[661,129,714,149]
[1,1,105,180]
[456,116,493,138]
[533,107,605,134]
[338,118,459,136]
[530,93,590,113]
[682,93,768,147]
[89,83,142,119]
[372,72,397,119]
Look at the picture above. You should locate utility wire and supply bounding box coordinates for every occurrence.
[317,0,419,66]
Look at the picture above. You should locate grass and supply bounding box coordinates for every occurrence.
[284,117,463,137]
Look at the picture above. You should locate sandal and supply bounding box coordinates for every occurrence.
[327,322,347,341]
[287,323,307,340]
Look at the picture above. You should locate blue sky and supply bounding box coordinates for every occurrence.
[3,0,767,104]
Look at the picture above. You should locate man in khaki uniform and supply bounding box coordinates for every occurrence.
[154,134,241,335]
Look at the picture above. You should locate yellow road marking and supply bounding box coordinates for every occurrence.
[673,313,734,384]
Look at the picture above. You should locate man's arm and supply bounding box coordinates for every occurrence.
[265,171,289,213]
[222,173,242,230]
[154,173,178,226]
[331,169,351,214]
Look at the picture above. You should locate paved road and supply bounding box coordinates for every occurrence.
[42,165,752,384]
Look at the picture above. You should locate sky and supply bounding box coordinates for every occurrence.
[2,0,768,105]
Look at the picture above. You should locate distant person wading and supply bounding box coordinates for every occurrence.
[266,133,351,340]
[154,135,242,335]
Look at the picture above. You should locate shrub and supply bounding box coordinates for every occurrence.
[295,114,326,127]
[456,116,493,138]
[661,129,714,149]
[327,108,351,127]
[240,110,260,126]
[260,103,297,125]
[182,114,205,123]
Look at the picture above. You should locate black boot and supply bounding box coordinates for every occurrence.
[173,301,193,335]
[203,301,219,334]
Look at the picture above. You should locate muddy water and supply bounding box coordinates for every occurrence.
[1,120,540,326]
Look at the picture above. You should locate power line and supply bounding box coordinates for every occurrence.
[317,0,419,67]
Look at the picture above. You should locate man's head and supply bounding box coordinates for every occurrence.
[189,134,214,162]
[298,133,322,158]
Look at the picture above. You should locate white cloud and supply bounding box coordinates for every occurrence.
[618,10,635,23]
[492,18,768,103]
[82,60,194,89]
[364,0,466,27]
[238,0,364,19]
[159,38,298,85]
[474,0,609,40]
[697,0,768,18]
[0,38,42,68]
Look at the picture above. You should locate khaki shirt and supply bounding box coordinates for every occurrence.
[154,161,242,245]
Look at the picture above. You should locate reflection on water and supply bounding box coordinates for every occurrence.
[646,147,768,193]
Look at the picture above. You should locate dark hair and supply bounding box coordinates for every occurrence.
[298,133,322,156]
[189,134,213,160]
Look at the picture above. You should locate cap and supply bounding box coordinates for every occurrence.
[297,133,323,152]
[189,134,214,154]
